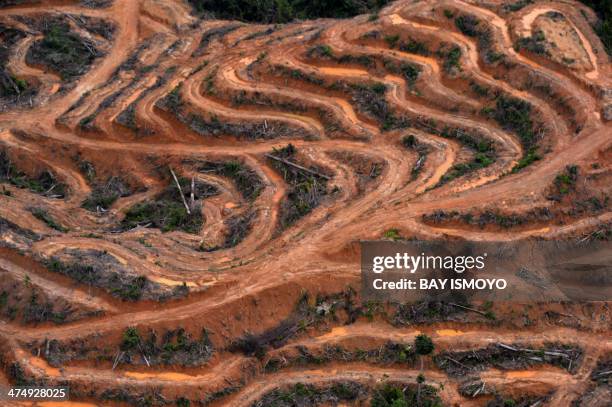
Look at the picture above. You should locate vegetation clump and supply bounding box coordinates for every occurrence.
[0,24,34,103]
[82,176,131,212]
[437,128,496,185]
[196,160,263,201]
[122,178,217,234]
[488,95,543,172]
[578,0,611,56]
[0,150,67,198]
[27,22,99,81]
[371,382,442,407]
[158,84,306,139]
[0,277,91,324]
[503,0,533,12]
[383,59,422,84]
[435,342,582,376]
[551,165,579,197]
[438,44,462,73]
[515,30,548,55]
[118,327,213,366]
[399,38,430,56]
[346,82,408,131]
[265,340,417,373]
[268,144,330,229]
[45,249,187,301]
[253,382,365,406]
[188,0,391,23]
[402,134,429,179]
[30,208,68,232]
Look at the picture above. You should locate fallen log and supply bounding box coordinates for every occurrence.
[265,154,330,180]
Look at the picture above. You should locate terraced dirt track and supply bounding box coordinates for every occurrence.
[0,0,610,405]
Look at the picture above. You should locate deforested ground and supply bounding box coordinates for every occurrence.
[0,0,611,405]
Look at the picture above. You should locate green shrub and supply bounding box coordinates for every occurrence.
[512,148,540,172]
[383,228,401,240]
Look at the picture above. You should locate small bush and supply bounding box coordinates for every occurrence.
[121,327,141,351]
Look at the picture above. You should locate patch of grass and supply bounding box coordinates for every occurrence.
[112,276,148,301]
[0,73,28,97]
[162,84,184,113]
[27,22,99,81]
[470,81,490,97]
[439,154,493,184]
[30,208,68,232]
[122,178,215,234]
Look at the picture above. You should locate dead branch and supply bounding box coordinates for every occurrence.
[446,355,469,369]
[138,343,150,367]
[265,154,330,180]
[112,351,124,370]
[472,381,485,397]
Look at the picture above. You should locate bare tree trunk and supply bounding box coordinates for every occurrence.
[169,167,191,215]
[190,176,195,209]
